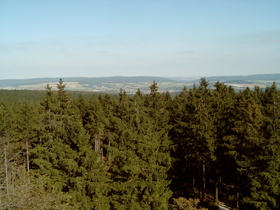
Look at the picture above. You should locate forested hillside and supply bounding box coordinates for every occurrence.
[0,79,279,209]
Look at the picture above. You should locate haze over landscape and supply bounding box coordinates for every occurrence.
[1,0,280,80]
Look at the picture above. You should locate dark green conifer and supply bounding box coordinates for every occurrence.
[228,88,276,209]
[213,82,238,191]
[31,80,110,209]
[108,86,172,209]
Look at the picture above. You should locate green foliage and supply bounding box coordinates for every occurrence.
[171,197,207,210]
[107,87,172,209]
[1,79,279,209]
[0,89,44,104]
[31,80,110,209]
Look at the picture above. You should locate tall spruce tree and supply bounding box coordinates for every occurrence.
[184,78,216,203]
[14,101,41,183]
[31,80,110,209]
[212,82,238,199]
[108,89,146,209]
[107,85,172,209]
[0,100,16,207]
[168,86,192,188]
[251,83,280,209]
[143,82,173,209]
[228,88,271,209]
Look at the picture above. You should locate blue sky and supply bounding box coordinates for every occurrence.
[1,0,280,79]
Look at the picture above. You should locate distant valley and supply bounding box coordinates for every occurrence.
[0,74,280,93]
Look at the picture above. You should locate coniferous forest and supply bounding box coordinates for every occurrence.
[0,78,279,209]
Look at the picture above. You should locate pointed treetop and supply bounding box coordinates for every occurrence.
[57,79,66,91]
[150,81,158,94]
[199,77,209,90]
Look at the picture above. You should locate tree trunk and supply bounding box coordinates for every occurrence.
[215,176,221,204]
[26,141,29,172]
[236,189,240,208]
[215,182,219,204]
[108,140,111,161]
[202,161,206,204]
[26,141,30,184]
[4,147,9,198]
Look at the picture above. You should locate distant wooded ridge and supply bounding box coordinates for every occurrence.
[1,74,280,91]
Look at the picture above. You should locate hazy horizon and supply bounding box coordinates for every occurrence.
[1,73,280,82]
[1,1,280,80]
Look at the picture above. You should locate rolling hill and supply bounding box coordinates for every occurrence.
[0,74,279,93]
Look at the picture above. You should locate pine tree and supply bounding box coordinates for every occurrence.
[212,82,238,200]
[108,89,145,209]
[143,82,173,209]
[31,80,110,209]
[107,86,172,209]
[228,88,274,209]
[15,101,41,178]
[0,100,16,207]
[168,86,191,188]
[248,83,280,209]
[174,78,215,203]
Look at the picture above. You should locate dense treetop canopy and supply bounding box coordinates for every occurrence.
[0,79,279,209]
